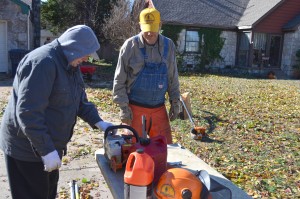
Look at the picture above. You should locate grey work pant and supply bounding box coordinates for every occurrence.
[4,154,59,199]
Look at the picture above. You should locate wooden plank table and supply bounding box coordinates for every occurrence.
[95,144,251,199]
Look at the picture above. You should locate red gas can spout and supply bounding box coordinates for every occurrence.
[139,138,150,146]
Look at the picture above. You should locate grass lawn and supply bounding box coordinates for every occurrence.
[172,74,299,198]
[87,67,300,199]
[1,65,298,198]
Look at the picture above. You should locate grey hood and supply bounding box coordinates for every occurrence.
[58,25,100,63]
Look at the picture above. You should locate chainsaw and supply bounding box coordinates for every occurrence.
[104,125,140,172]
[104,120,168,181]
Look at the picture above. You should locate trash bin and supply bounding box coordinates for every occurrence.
[9,49,29,77]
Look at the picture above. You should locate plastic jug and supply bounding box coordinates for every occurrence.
[124,148,154,199]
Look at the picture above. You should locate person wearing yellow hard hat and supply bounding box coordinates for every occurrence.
[113,7,181,143]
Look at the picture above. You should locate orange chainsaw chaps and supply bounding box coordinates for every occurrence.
[129,104,172,144]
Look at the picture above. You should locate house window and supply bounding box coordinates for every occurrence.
[253,33,267,67]
[253,33,267,50]
[185,30,200,52]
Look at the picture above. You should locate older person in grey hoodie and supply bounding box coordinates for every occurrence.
[0,25,114,199]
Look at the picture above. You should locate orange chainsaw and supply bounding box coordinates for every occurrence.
[104,125,139,172]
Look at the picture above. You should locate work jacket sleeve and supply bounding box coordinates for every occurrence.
[16,58,56,156]
[167,40,180,101]
[77,91,102,128]
[113,41,131,106]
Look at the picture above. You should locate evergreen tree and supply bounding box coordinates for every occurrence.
[41,0,116,41]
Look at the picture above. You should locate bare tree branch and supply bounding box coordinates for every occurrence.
[103,0,144,48]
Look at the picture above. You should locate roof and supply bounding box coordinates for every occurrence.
[282,13,300,31]
[152,0,249,29]
[10,0,31,14]
[237,0,283,28]
[21,0,31,6]
[151,0,283,29]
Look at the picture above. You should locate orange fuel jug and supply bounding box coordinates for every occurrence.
[124,148,154,199]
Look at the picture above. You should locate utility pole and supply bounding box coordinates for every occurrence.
[32,0,41,48]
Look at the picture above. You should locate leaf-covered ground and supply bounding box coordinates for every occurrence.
[172,75,300,199]
[86,70,300,199]
[1,70,299,199]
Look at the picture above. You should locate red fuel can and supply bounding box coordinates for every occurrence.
[135,135,168,184]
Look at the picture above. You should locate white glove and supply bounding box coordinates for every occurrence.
[95,121,116,134]
[41,150,61,172]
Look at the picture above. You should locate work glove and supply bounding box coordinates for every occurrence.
[41,150,62,172]
[169,99,181,121]
[95,121,115,134]
[119,104,133,125]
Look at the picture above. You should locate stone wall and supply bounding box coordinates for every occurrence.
[177,29,186,54]
[281,26,300,77]
[210,31,237,68]
[176,29,237,69]
[0,0,33,74]
[0,0,30,50]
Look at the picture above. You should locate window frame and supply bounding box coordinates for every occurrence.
[185,30,201,53]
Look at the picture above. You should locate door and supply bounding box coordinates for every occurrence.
[237,32,251,67]
[268,35,282,67]
[0,21,8,73]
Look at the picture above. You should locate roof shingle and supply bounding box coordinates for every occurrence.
[238,0,283,27]
[151,0,283,29]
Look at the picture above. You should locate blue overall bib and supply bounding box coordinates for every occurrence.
[129,36,169,107]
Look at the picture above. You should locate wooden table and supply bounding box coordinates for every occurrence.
[95,144,251,199]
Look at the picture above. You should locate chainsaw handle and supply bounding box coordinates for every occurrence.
[104,125,140,142]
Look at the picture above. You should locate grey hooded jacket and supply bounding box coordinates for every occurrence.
[0,25,102,162]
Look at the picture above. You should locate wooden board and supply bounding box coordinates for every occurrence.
[181,92,193,120]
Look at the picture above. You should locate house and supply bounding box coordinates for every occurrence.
[146,0,300,78]
[0,0,40,74]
